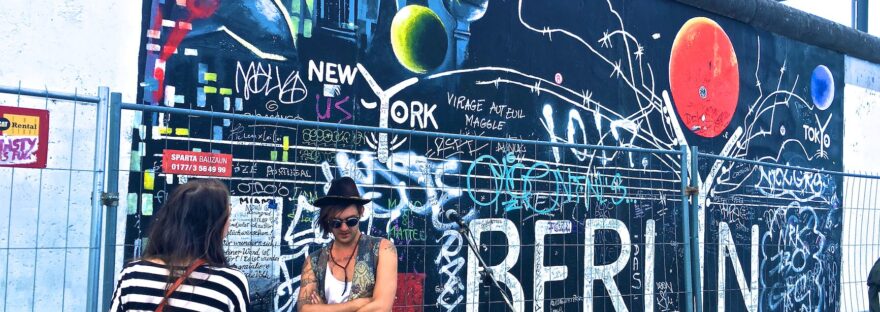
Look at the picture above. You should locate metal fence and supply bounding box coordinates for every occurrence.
[840,172,880,311]
[692,151,880,312]
[1,84,879,311]
[116,102,690,311]
[0,85,109,312]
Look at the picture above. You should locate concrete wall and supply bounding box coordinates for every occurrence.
[122,0,854,311]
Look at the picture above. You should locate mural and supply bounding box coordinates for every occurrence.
[127,0,844,311]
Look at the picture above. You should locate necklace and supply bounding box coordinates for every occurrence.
[329,234,360,295]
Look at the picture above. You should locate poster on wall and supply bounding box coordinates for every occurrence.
[226,196,284,307]
[0,106,49,169]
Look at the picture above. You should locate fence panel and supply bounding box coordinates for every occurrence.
[0,85,106,312]
[840,172,880,311]
[3,85,876,311]
[692,151,866,312]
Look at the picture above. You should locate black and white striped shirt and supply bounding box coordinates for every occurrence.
[110,260,250,312]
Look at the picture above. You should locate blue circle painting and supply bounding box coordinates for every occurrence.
[810,65,834,110]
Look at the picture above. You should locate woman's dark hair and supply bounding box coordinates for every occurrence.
[143,179,231,269]
[318,204,364,238]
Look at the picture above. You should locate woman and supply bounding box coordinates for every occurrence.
[298,177,398,312]
[109,179,250,311]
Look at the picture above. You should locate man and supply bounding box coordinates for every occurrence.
[298,177,398,312]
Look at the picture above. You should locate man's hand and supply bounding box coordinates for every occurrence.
[310,292,325,305]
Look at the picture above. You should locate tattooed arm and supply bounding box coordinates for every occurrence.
[357,239,398,312]
[297,256,320,310]
[298,256,371,312]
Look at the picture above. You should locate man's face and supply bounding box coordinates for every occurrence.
[330,205,360,244]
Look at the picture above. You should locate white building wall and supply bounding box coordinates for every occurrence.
[0,1,141,311]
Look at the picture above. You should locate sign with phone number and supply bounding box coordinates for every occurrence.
[162,149,232,177]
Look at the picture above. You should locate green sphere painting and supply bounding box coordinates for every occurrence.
[390,5,448,74]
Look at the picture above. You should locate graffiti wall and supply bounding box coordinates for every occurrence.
[126,0,844,311]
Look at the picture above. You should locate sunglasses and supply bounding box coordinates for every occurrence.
[330,217,360,229]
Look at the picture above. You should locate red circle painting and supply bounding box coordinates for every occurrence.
[669,17,739,138]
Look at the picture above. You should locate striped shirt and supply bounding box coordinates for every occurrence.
[109,260,250,312]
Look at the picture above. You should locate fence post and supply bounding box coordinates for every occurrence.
[87,87,110,312]
[100,92,123,309]
[680,145,694,312]
[689,146,703,312]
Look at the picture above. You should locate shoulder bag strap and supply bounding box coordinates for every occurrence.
[155,259,206,312]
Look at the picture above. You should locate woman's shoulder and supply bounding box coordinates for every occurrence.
[124,259,156,267]
[126,260,248,284]
[198,265,251,297]
[197,265,251,307]
[205,265,249,284]
[115,259,167,282]
[120,259,162,273]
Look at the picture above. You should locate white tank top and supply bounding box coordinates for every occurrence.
[324,264,352,304]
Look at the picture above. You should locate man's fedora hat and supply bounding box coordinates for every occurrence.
[312,177,371,207]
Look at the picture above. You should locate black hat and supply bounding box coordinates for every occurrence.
[312,177,371,207]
